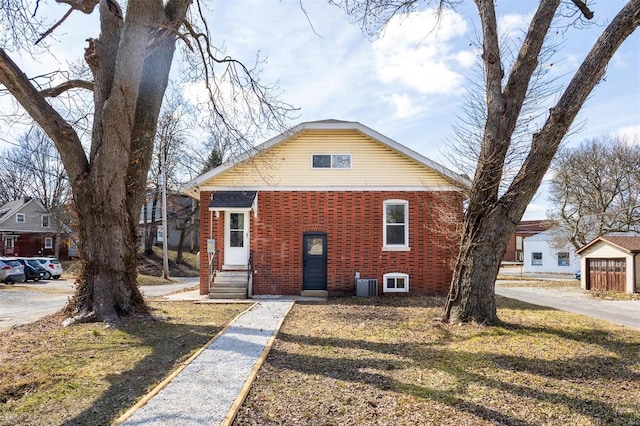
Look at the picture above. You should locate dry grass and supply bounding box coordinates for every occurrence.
[236,296,640,426]
[589,290,640,301]
[0,302,247,426]
[497,279,581,289]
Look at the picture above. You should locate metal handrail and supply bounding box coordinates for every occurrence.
[247,250,254,298]
[208,251,217,294]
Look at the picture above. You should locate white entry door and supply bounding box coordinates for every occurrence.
[224,211,249,265]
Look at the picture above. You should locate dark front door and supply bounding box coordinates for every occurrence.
[303,233,327,291]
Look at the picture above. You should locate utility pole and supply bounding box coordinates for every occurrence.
[161,144,170,280]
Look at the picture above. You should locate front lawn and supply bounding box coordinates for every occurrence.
[0,302,248,426]
[236,296,640,425]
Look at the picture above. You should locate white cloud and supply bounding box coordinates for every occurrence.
[372,8,472,95]
[611,51,629,69]
[615,125,640,144]
[386,94,422,119]
[498,14,529,38]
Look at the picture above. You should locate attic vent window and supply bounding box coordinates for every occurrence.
[16,213,25,223]
[312,154,351,169]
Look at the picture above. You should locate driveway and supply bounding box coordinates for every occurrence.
[0,277,199,330]
[496,282,640,330]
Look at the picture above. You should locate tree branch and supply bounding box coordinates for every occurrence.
[0,48,89,183]
[39,79,94,97]
[570,0,594,19]
[35,7,74,45]
[53,0,100,14]
[501,0,640,218]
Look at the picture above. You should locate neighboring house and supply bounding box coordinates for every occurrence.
[138,191,200,251]
[183,120,470,298]
[0,197,75,259]
[503,220,550,263]
[576,235,640,294]
[522,230,579,274]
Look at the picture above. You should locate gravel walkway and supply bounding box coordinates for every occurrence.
[119,299,294,426]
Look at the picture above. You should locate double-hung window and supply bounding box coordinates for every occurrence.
[44,237,53,249]
[383,200,409,250]
[532,252,542,266]
[42,215,50,228]
[16,213,25,223]
[557,252,570,266]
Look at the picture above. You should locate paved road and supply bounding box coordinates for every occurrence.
[0,277,199,330]
[496,282,640,330]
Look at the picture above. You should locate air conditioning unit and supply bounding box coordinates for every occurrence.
[356,278,378,297]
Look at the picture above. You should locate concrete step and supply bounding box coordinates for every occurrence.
[209,291,247,299]
[215,271,250,283]
[212,281,248,290]
[221,264,248,271]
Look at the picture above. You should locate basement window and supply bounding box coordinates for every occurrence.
[383,273,409,293]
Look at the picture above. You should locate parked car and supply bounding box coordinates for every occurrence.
[0,258,26,284]
[14,258,46,282]
[34,257,64,280]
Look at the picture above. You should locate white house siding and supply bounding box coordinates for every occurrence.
[523,231,579,274]
[579,242,635,293]
[635,254,640,293]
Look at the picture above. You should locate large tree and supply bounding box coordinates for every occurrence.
[336,0,640,324]
[0,0,291,326]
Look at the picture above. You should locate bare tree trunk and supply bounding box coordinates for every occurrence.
[176,227,187,263]
[444,0,640,324]
[66,184,145,325]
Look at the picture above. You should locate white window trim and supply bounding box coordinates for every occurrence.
[311,154,352,169]
[382,199,410,251]
[532,252,543,266]
[44,237,53,249]
[42,215,50,228]
[557,252,570,267]
[16,213,25,223]
[383,272,409,293]
[5,236,15,249]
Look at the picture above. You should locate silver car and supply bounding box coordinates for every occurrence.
[0,258,26,284]
[34,257,64,280]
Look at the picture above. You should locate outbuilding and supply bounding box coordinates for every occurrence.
[576,235,640,294]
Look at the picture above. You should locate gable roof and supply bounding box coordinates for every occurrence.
[576,235,640,254]
[0,198,39,226]
[183,120,471,198]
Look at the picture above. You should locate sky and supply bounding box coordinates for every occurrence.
[2,0,639,220]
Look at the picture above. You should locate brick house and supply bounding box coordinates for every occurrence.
[0,197,76,259]
[183,120,470,298]
[503,220,550,263]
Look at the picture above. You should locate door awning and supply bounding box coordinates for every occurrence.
[209,191,258,216]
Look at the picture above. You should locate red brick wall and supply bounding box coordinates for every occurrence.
[1,233,70,259]
[199,190,463,296]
